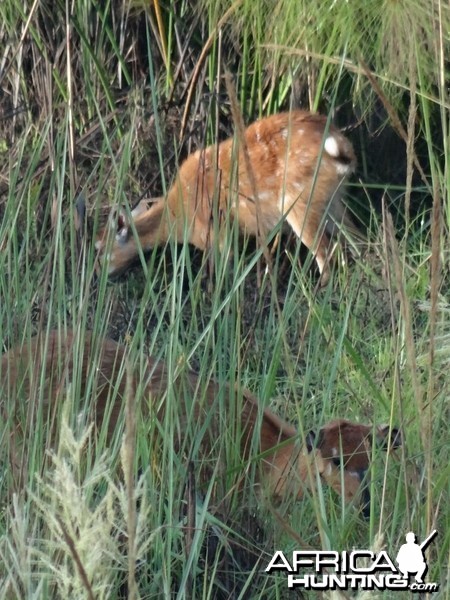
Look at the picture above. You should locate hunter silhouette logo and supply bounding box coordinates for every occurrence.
[396,530,437,583]
[266,530,440,593]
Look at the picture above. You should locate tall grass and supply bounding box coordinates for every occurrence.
[0,0,448,597]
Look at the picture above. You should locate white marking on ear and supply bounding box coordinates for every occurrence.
[116,228,128,244]
[324,135,340,157]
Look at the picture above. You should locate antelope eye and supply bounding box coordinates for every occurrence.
[332,457,341,467]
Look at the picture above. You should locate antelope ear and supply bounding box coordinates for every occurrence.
[389,427,402,449]
[131,199,151,218]
[377,425,402,450]
[108,208,130,244]
[117,210,127,230]
[305,430,316,453]
[115,223,129,245]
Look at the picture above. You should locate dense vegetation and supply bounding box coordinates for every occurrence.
[0,0,448,597]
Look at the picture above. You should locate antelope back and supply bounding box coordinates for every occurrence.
[95,110,356,281]
[1,331,398,514]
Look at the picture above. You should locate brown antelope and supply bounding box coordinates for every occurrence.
[1,331,399,514]
[95,111,357,283]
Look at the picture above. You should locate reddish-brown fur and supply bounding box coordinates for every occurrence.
[95,111,356,283]
[1,331,398,511]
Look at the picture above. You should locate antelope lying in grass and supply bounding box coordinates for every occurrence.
[95,111,357,284]
[1,331,399,515]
